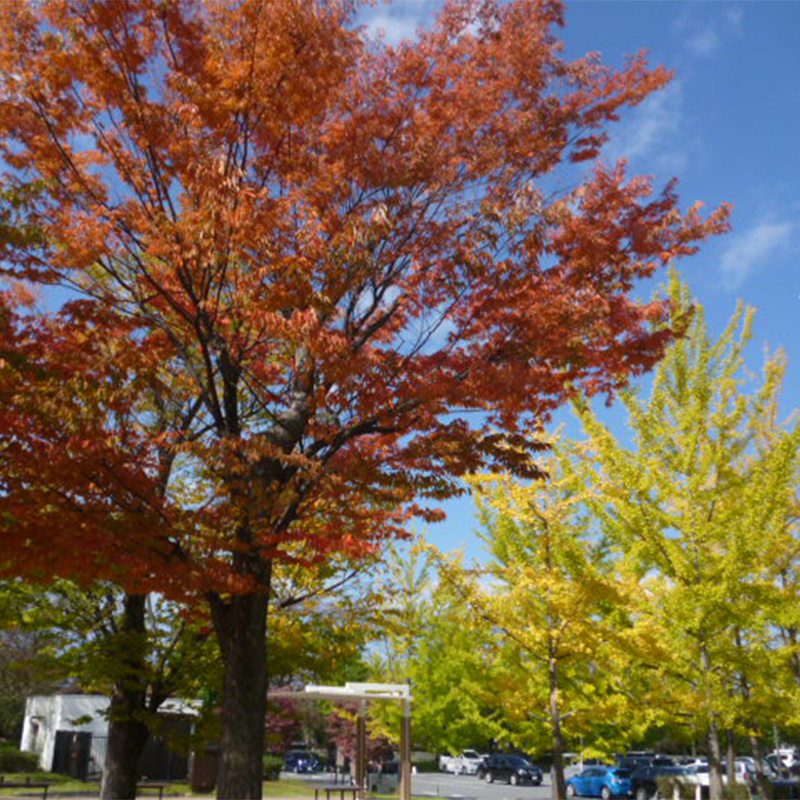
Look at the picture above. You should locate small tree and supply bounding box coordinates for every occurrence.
[369,545,499,755]
[326,702,395,771]
[431,455,642,800]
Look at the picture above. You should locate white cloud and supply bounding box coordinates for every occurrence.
[363,12,421,45]
[726,6,744,35]
[673,5,743,59]
[686,28,720,57]
[606,82,688,173]
[719,221,794,289]
[358,1,434,46]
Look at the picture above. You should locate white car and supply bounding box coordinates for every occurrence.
[439,750,485,775]
[736,757,778,779]
[681,761,757,788]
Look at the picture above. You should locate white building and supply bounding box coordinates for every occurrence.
[21,694,108,774]
[21,693,199,778]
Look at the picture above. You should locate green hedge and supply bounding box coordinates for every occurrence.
[0,746,40,773]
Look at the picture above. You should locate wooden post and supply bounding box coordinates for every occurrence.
[400,699,411,800]
[356,700,367,792]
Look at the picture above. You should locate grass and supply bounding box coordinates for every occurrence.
[167,779,322,797]
[263,780,326,797]
[0,774,316,798]
[0,774,402,798]
[0,770,97,796]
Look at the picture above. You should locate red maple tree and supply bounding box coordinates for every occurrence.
[326,703,395,771]
[0,1,728,797]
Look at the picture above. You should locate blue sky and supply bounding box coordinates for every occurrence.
[358,0,800,560]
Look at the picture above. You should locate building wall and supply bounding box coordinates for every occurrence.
[20,695,109,771]
[20,694,200,775]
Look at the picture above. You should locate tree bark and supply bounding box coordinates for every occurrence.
[100,593,150,800]
[726,729,736,789]
[707,716,725,800]
[211,589,270,800]
[749,735,772,800]
[698,639,725,800]
[550,657,566,800]
[101,704,150,800]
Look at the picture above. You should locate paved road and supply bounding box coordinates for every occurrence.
[286,771,554,800]
[412,772,553,800]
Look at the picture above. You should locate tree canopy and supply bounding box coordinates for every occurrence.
[0,1,727,796]
[574,276,800,798]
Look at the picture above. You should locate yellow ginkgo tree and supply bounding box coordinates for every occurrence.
[429,451,647,800]
[575,274,800,799]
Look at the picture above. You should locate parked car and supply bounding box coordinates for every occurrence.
[520,756,545,785]
[772,750,800,770]
[680,762,713,789]
[737,756,779,780]
[680,761,759,790]
[439,749,485,775]
[478,754,543,786]
[284,749,320,773]
[565,758,610,780]
[617,755,675,771]
[566,766,634,799]
[629,764,687,800]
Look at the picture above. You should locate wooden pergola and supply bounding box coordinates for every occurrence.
[269,682,413,800]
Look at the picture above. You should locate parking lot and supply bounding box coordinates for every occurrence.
[287,771,554,800]
[413,771,552,800]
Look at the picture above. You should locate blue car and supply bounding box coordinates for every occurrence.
[566,766,634,799]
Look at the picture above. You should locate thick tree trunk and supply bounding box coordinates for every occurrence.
[101,705,150,800]
[100,593,150,800]
[212,590,270,800]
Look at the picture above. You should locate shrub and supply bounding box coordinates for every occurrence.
[0,745,40,772]
[657,775,696,800]
[768,781,800,800]
[725,784,752,800]
[411,758,439,774]
[655,776,753,800]
[263,754,284,781]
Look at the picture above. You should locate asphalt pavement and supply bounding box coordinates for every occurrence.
[286,771,553,800]
[412,771,552,800]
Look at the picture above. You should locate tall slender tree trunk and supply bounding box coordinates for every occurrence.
[749,735,772,800]
[707,716,725,800]
[699,642,725,800]
[550,657,566,800]
[542,525,567,800]
[211,589,270,800]
[726,729,736,790]
[100,593,150,800]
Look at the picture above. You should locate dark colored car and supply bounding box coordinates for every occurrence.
[629,764,686,800]
[617,756,675,771]
[566,766,634,799]
[478,754,543,786]
[284,749,320,773]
